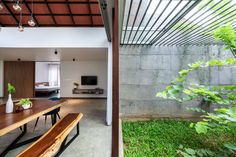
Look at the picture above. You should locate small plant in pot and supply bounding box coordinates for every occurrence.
[16,98,32,110]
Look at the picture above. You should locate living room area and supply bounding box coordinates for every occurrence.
[0,26,113,156]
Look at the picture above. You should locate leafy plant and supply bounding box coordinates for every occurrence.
[156,59,236,156]
[214,24,236,56]
[7,83,15,94]
[156,24,236,157]
[177,143,236,157]
[16,98,32,106]
[157,58,236,133]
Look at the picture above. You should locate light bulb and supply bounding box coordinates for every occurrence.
[13,3,21,12]
[28,18,35,27]
[0,4,3,11]
[18,25,24,32]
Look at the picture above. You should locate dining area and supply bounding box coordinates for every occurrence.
[0,54,112,156]
[0,96,83,157]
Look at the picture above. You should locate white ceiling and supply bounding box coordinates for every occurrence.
[0,48,108,61]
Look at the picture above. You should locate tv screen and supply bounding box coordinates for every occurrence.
[81,76,97,85]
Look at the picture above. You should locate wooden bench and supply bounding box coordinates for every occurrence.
[17,113,83,157]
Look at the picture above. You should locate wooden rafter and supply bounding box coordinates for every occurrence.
[4,1,99,4]
[1,1,19,24]
[23,0,39,26]
[0,0,104,27]
[87,0,93,25]
[65,0,75,25]
[45,0,57,24]
[3,24,103,27]
[0,13,101,16]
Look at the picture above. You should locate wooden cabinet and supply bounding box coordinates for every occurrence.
[4,61,35,98]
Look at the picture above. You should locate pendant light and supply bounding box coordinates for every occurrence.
[0,1,3,11]
[18,4,24,32]
[28,0,35,27]
[13,0,22,12]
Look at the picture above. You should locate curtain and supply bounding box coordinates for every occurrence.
[48,64,60,86]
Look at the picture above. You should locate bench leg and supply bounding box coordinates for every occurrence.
[0,124,27,156]
[55,123,80,157]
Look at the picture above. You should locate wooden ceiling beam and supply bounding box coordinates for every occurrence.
[4,1,99,4]
[1,1,19,24]
[3,24,104,27]
[87,0,93,26]
[1,13,102,16]
[98,0,111,41]
[65,0,75,25]
[45,0,57,24]
[23,0,39,26]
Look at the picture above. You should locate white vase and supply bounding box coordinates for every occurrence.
[6,94,14,113]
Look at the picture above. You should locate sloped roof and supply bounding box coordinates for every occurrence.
[0,0,103,27]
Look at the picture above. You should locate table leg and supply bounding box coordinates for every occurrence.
[51,113,57,126]
[0,124,27,157]
[0,124,43,157]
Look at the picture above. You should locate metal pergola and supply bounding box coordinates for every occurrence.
[120,0,236,46]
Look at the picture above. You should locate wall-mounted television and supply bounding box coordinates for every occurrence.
[81,76,97,85]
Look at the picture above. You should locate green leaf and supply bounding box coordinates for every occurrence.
[7,83,16,94]
[190,123,194,128]
[185,148,196,155]
[195,123,208,134]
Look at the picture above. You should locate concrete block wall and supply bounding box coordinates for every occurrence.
[119,45,236,118]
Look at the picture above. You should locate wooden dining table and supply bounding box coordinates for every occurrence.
[0,99,66,156]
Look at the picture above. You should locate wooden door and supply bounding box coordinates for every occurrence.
[4,61,35,98]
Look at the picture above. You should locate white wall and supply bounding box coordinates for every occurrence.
[0,28,108,48]
[106,43,112,125]
[0,61,3,97]
[60,61,108,98]
[35,62,49,83]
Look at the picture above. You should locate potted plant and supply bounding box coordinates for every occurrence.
[6,83,16,113]
[16,98,32,110]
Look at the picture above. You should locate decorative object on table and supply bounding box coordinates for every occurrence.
[6,83,16,113]
[16,98,33,110]
[73,82,79,89]
[15,105,24,113]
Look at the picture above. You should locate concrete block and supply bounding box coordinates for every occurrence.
[209,66,219,85]
[120,55,140,70]
[218,67,233,84]
[120,69,159,85]
[119,45,235,118]
[141,46,171,55]
[171,54,209,70]
[119,84,168,100]
[120,45,142,55]
[120,99,202,117]
[141,55,171,70]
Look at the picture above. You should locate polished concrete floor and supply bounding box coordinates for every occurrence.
[0,99,111,157]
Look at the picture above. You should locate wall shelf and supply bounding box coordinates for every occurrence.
[72,88,104,95]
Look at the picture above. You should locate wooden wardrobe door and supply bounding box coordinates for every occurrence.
[4,61,35,98]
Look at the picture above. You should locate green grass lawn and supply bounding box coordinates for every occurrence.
[122,120,236,157]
